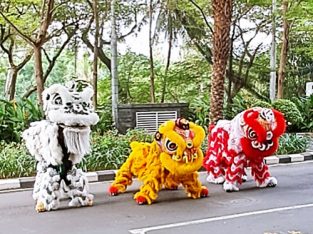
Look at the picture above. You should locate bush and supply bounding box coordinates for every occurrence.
[272,99,303,132]
[0,128,154,179]
[291,95,313,132]
[93,104,113,134]
[0,141,35,179]
[224,94,272,120]
[276,133,308,155]
[250,99,272,109]
[0,99,42,142]
[81,128,154,172]
[188,94,210,131]
[0,128,309,179]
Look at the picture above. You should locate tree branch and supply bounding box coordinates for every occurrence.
[188,0,213,34]
[0,12,34,45]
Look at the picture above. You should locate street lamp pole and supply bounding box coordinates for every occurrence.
[270,0,276,101]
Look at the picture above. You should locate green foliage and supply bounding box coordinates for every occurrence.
[0,129,309,179]
[93,104,113,134]
[224,93,272,120]
[250,99,272,109]
[225,94,251,119]
[276,133,308,155]
[188,93,210,131]
[0,98,42,142]
[0,141,35,179]
[0,128,154,179]
[291,95,313,132]
[272,99,303,132]
[79,129,153,172]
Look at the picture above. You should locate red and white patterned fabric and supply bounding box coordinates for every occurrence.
[203,107,286,192]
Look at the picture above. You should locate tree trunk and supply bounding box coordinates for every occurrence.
[92,0,99,109]
[148,0,155,103]
[209,0,232,125]
[277,0,289,99]
[4,67,17,100]
[33,46,45,106]
[161,11,173,103]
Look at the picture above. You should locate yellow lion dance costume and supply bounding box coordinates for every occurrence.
[108,118,209,205]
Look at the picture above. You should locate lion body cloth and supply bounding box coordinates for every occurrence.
[22,80,99,212]
[109,119,209,204]
[203,107,286,192]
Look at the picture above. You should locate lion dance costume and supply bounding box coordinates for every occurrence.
[23,80,99,212]
[109,118,209,204]
[203,107,286,192]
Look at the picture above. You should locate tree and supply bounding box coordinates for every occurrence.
[92,0,99,108]
[0,24,33,100]
[148,0,156,103]
[277,0,290,99]
[0,0,55,106]
[209,0,233,125]
[1,0,83,104]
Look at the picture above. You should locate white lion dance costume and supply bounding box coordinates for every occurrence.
[109,118,209,205]
[203,107,286,192]
[22,80,99,212]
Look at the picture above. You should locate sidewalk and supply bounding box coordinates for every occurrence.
[1,151,313,191]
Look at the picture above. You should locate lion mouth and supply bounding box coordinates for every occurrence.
[59,124,89,131]
[171,151,198,163]
[251,140,273,151]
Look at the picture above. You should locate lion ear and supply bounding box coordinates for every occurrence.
[272,109,286,137]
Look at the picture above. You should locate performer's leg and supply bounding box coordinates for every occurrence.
[109,158,134,196]
[66,167,94,207]
[164,172,179,190]
[181,172,209,199]
[35,165,61,212]
[250,161,277,188]
[223,154,246,192]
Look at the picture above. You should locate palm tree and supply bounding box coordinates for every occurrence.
[209,0,233,125]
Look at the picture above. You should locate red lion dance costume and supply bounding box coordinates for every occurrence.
[109,118,208,205]
[203,107,286,192]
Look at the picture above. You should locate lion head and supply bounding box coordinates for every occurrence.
[154,118,205,175]
[240,107,286,159]
[42,80,99,127]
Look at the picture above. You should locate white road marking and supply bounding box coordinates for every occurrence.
[129,203,313,234]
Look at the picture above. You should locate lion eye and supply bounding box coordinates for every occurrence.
[165,139,178,152]
[247,127,257,140]
[53,94,63,105]
[266,131,273,140]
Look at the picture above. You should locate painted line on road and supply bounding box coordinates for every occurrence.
[129,203,313,234]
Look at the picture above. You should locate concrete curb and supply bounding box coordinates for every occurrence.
[264,152,313,165]
[1,152,313,191]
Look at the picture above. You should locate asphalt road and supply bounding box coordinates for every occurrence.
[1,161,313,234]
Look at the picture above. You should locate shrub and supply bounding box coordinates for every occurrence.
[224,94,272,120]
[80,129,153,172]
[250,99,272,109]
[276,133,308,155]
[0,141,35,179]
[272,99,303,132]
[0,99,42,142]
[291,95,313,132]
[93,104,113,134]
[188,94,210,131]
[0,128,154,179]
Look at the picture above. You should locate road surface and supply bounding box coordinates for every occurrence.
[0,161,313,234]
